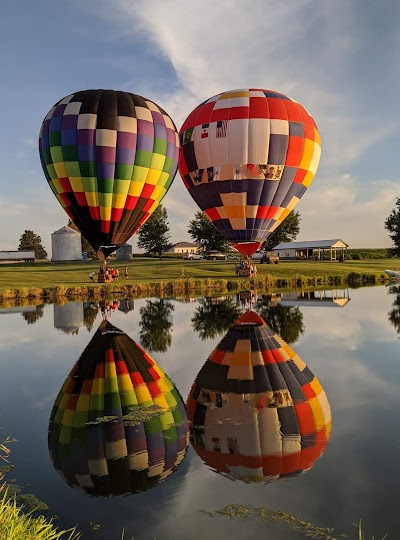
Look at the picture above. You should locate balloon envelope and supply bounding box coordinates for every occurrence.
[187,311,331,483]
[39,90,180,258]
[49,320,189,496]
[179,89,321,256]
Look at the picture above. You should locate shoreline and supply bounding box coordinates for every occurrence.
[0,272,391,304]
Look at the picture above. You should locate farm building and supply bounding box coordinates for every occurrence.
[51,226,82,261]
[273,239,349,261]
[168,242,199,255]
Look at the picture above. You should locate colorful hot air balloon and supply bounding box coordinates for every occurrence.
[187,311,331,483]
[39,90,180,260]
[179,89,321,256]
[48,320,189,497]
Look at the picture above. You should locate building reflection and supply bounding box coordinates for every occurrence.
[48,320,189,497]
[187,311,331,484]
[54,302,84,335]
[259,289,351,308]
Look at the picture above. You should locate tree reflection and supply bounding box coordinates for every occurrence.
[21,304,44,325]
[255,302,305,344]
[83,302,100,332]
[139,299,174,352]
[388,285,400,336]
[191,297,241,340]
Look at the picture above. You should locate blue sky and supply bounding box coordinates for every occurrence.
[0,0,399,253]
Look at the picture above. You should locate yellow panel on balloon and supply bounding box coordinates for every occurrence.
[128,180,145,197]
[146,168,162,185]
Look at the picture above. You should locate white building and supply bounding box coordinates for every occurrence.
[168,242,199,255]
[273,239,349,261]
[51,226,82,261]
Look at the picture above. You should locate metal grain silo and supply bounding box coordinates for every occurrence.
[116,243,133,260]
[51,226,82,261]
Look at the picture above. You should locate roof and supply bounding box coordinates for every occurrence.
[171,241,198,248]
[52,225,81,236]
[273,239,349,249]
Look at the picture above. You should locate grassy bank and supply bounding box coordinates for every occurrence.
[0,258,396,301]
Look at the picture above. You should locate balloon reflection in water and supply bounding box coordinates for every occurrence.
[187,312,331,484]
[49,320,189,497]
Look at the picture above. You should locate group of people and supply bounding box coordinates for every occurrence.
[89,266,129,282]
[234,260,258,277]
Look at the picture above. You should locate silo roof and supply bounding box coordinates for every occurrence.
[52,225,81,236]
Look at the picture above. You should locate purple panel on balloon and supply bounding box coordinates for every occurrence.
[62,115,78,130]
[137,119,154,137]
[77,130,95,145]
[61,129,77,145]
[167,128,176,144]
[117,131,136,149]
[116,147,136,165]
[53,104,67,117]
[125,424,147,454]
[50,116,62,132]
[136,134,155,153]
[154,123,167,140]
[78,145,96,162]
[96,146,116,164]
[96,162,115,180]
[151,111,164,125]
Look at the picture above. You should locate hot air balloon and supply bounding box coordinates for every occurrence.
[179,89,321,257]
[48,320,189,497]
[39,90,180,266]
[187,312,331,483]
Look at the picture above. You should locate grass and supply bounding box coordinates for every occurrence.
[0,258,396,301]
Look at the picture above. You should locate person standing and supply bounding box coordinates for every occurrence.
[124,266,129,279]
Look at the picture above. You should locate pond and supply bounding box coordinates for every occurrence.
[0,285,399,539]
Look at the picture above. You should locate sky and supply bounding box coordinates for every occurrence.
[0,0,399,254]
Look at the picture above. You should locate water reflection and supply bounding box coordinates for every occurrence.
[187,311,331,484]
[22,304,44,325]
[54,302,84,335]
[191,296,242,340]
[388,285,400,335]
[255,300,304,345]
[139,299,174,353]
[48,320,189,497]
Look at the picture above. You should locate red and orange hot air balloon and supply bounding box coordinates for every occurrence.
[179,89,321,256]
[187,311,331,483]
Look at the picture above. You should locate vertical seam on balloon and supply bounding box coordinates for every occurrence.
[266,95,289,238]
[213,95,234,243]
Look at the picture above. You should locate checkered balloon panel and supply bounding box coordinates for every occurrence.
[179,89,321,255]
[187,311,331,484]
[39,90,180,256]
[48,320,189,496]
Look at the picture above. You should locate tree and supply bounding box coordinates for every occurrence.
[67,220,97,260]
[191,297,242,340]
[137,205,172,259]
[21,305,44,325]
[188,211,230,252]
[384,198,400,257]
[388,285,400,336]
[263,211,301,251]
[139,299,174,352]
[256,301,305,344]
[18,230,47,259]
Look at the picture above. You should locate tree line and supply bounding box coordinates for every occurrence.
[15,197,400,259]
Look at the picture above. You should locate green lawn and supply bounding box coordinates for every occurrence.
[0,257,396,291]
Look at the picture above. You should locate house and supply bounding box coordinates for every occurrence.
[272,239,349,261]
[168,241,199,255]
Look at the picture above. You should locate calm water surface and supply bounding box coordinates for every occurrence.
[0,285,399,539]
